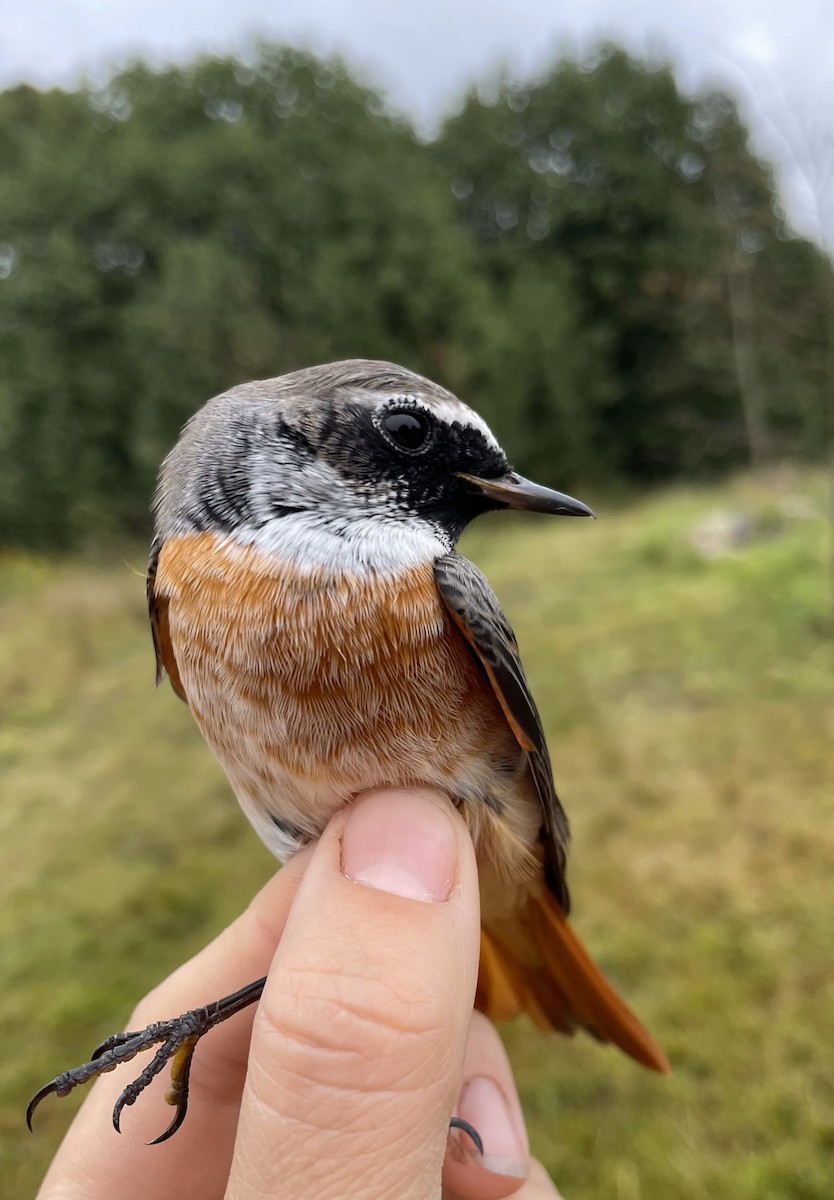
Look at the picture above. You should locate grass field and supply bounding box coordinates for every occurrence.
[2,469,832,1199]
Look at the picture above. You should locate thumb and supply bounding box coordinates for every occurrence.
[226,788,482,1200]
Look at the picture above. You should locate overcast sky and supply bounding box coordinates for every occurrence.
[1,0,832,249]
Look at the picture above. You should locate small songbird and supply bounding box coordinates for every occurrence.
[28,359,668,1144]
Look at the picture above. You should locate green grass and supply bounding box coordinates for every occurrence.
[2,469,833,1198]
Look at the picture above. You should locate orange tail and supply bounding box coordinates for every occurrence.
[476,889,670,1075]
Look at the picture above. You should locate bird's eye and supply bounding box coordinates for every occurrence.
[381,409,433,453]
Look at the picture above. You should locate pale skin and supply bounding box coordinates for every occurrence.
[36,788,562,1200]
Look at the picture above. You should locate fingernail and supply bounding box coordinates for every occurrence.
[455,1075,529,1179]
[341,789,457,903]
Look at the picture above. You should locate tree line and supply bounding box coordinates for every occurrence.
[0,41,830,548]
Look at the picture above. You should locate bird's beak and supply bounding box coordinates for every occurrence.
[458,471,595,518]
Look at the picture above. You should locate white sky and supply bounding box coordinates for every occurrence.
[1,0,832,249]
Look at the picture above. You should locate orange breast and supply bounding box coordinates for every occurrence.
[153,540,670,1072]
[154,533,522,844]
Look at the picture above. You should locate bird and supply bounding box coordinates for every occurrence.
[28,358,669,1146]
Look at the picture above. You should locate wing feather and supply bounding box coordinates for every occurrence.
[434,552,570,911]
[147,536,187,702]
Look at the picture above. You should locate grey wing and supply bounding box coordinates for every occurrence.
[434,552,570,912]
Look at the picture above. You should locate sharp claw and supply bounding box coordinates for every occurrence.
[26,1081,57,1132]
[27,1071,79,1132]
[112,1086,126,1134]
[148,1037,195,1144]
[449,1116,484,1156]
[112,1076,144,1134]
[26,977,267,1141]
[147,1096,189,1145]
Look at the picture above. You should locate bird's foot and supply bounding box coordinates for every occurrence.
[28,974,483,1153]
[26,976,266,1144]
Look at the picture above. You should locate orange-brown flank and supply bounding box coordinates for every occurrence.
[154,532,528,854]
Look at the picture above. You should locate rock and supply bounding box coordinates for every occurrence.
[687,509,758,559]
[778,494,819,521]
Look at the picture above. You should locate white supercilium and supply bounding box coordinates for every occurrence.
[366,392,503,456]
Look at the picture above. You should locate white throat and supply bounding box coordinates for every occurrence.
[237,444,453,574]
[235,510,451,575]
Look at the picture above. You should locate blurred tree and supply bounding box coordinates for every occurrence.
[0,42,830,547]
[0,48,483,545]
[433,46,832,482]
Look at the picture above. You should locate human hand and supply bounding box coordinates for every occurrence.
[36,788,562,1199]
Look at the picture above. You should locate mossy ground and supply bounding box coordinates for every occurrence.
[2,469,832,1198]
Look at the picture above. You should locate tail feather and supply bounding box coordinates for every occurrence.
[477,929,560,1030]
[477,890,670,1075]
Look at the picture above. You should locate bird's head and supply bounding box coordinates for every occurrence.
[154,360,593,571]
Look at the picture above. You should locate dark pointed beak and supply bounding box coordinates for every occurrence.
[458,471,595,518]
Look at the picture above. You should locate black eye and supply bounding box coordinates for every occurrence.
[381,409,432,453]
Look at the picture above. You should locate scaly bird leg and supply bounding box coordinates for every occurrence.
[27,976,267,1145]
[27,975,484,1154]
